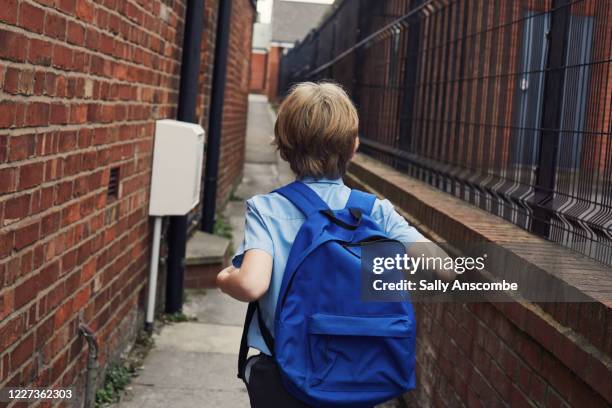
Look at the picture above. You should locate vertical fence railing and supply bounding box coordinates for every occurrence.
[279,0,612,266]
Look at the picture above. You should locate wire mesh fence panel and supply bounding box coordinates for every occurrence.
[279,0,612,266]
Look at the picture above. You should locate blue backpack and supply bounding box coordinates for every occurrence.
[238,181,416,407]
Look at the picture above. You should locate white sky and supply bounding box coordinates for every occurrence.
[257,0,334,24]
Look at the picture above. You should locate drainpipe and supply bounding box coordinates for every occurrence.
[165,0,205,314]
[201,0,233,232]
[79,324,99,408]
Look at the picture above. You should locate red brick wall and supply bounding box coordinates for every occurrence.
[249,50,267,93]
[0,0,253,403]
[215,0,254,207]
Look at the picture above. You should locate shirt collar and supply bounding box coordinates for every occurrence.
[299,176,344,185]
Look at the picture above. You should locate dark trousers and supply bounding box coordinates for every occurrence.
[244,354,311,408]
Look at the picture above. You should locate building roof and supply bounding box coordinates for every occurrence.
[271,0,331,45]
[252,22,271,50]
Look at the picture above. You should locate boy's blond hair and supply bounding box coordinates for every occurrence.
[274,82,359,179]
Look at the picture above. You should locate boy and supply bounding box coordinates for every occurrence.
[217,82,453,407]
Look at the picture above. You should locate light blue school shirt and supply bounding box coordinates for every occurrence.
[231,177,424,355]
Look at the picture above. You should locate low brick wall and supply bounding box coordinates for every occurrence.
[185,264,221,289]
[346,154,611,407]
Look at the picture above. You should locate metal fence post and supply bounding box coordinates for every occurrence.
[532,0,571,237]
[398,0,424,155]
[352,0,365,107]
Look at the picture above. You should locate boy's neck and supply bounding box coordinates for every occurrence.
[299,176,344,185]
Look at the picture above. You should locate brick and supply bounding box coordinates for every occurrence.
[0,168,17,193]
[25,102,50,127]
[52,45,73,70]
[75,0,94,22]
[0,29,28,62]
[19,69,36,95]
[73,285,90,310]
[3,66,19,94]
[61,202,80,226]
[13,100,27,127]
[5,257,20,285]
[54,298,73,329]
[14,221,40,250]
[58,0,76,14]
[28,38,53,66]
[0,287,13,320]
[67,21,85,46]
[41,212,60,236]
[0,101,17,127]
[546,389,569,408]
[55,181,73,204]
[45,12,67,40]
[0,136,7,163]
[19,250,33,279]
[18,2,45,34]
[81,258,96,283]
[0,315,23,349]
[0,231,14,257]
[11,333,34,369]
[18,162,44,189]
[70,104,88,124]
[543,354,576,400]
[508,384,532,408]
[43,158,61,182]
[4,194,31,222]
[49,103,68,125]
[0,0,18,24]
[35,316,54,349]
[57,131,77,152]
[9,135,37,161]
[37,261,59,291]
[14,274,38,308]
[528,374,547,406]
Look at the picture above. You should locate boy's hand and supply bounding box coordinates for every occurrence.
[216,250,272,302]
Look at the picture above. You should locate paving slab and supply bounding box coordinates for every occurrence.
[245,94,277,164]
[118,351,249,408]
[184,288,247,327]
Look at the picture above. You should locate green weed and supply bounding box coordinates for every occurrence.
[94,363,134,407]
[213,215,233,240]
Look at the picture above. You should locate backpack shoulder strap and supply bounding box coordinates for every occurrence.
[345,189,377,216]
[237,301,274,381]
[274,181,329,216]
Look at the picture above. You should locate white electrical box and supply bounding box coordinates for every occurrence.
[149,119,205,216]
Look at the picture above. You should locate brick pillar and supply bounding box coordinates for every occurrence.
[249,51,268,93]
[266,45,282,102]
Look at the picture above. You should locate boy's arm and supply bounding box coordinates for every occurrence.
[406,238,456,282]
[217,249,272,302]
[382,199,456,282]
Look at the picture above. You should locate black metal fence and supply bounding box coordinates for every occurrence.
[279,0,612,266]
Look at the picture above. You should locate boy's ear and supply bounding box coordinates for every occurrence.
[352,137,360,157]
